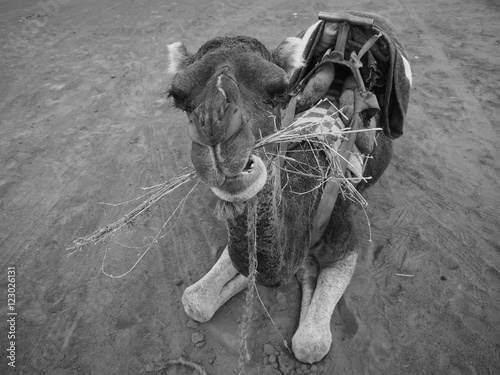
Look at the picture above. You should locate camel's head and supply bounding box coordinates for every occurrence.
[168,36,305,202]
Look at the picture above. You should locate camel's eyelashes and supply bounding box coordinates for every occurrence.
[263,93,287,108]
[170,97,192,113]
[167,89,184,108]
[166,88,179,102]
[265,81,288,97]
[167,87,194,113]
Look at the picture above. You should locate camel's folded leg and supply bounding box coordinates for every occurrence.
[292,252,358,364]
[295,255,320,325]
[182,246,248,322]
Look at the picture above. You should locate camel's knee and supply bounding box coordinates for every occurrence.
[296,255,319,285]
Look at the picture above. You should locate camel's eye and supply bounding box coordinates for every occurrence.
[169,70,198,112]
[274,90,288,103]
[263,96,279,108]
[263,87,288,107]
[167,87,183,105]
[167,88,193,112]
[263,77,288,100]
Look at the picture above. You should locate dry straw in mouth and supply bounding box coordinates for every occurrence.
[67,99,375,253]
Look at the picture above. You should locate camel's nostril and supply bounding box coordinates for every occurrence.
[243,158,254,172]
[218,103,228,121]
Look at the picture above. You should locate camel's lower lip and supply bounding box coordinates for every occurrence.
[211,155,267,202]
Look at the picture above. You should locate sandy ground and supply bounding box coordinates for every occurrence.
[1,0,499,374]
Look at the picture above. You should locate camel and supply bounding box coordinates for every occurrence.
[167,11,411,364]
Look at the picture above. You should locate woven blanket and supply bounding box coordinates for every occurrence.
[293,100,365,184]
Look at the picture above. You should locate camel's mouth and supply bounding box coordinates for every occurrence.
[211,154,267,202]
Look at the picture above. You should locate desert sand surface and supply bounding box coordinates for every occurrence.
[0,0,499,374]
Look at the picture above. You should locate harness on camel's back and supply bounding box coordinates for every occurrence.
[280,11,412,247]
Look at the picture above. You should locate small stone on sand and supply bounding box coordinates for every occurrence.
[191,332,205,344]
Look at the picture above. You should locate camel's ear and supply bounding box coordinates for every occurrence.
[272,37,306,75]
[168,42,194,74]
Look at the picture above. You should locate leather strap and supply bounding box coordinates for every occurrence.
[318,11,375,28]
[309,107,361,247]
[330,23,350,60]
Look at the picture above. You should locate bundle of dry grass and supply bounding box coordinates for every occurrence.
[67,99,376,255]
[257,98,377,207]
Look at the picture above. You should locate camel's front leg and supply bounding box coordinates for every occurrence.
[292,251,358,363]
[182,246,248,322]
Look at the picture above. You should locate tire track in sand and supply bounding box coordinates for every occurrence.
[0,1,149,271]
[396,0,497,287]
[135,25,201,285]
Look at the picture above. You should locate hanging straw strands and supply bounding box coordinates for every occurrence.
[256,98,378,207]
[99,180,199,278]
[67,169,197,253]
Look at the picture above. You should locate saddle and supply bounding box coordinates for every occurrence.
[280,11,412,247]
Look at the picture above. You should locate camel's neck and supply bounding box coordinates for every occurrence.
[225,156,324,286]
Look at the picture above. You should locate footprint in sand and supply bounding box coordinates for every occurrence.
[367,323,393,370]
[435,352,479,375]
[483,266,500,306]
[483,266,500,293]
[335,296,359,340]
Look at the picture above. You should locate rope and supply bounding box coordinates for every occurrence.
[236,197,259,374]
